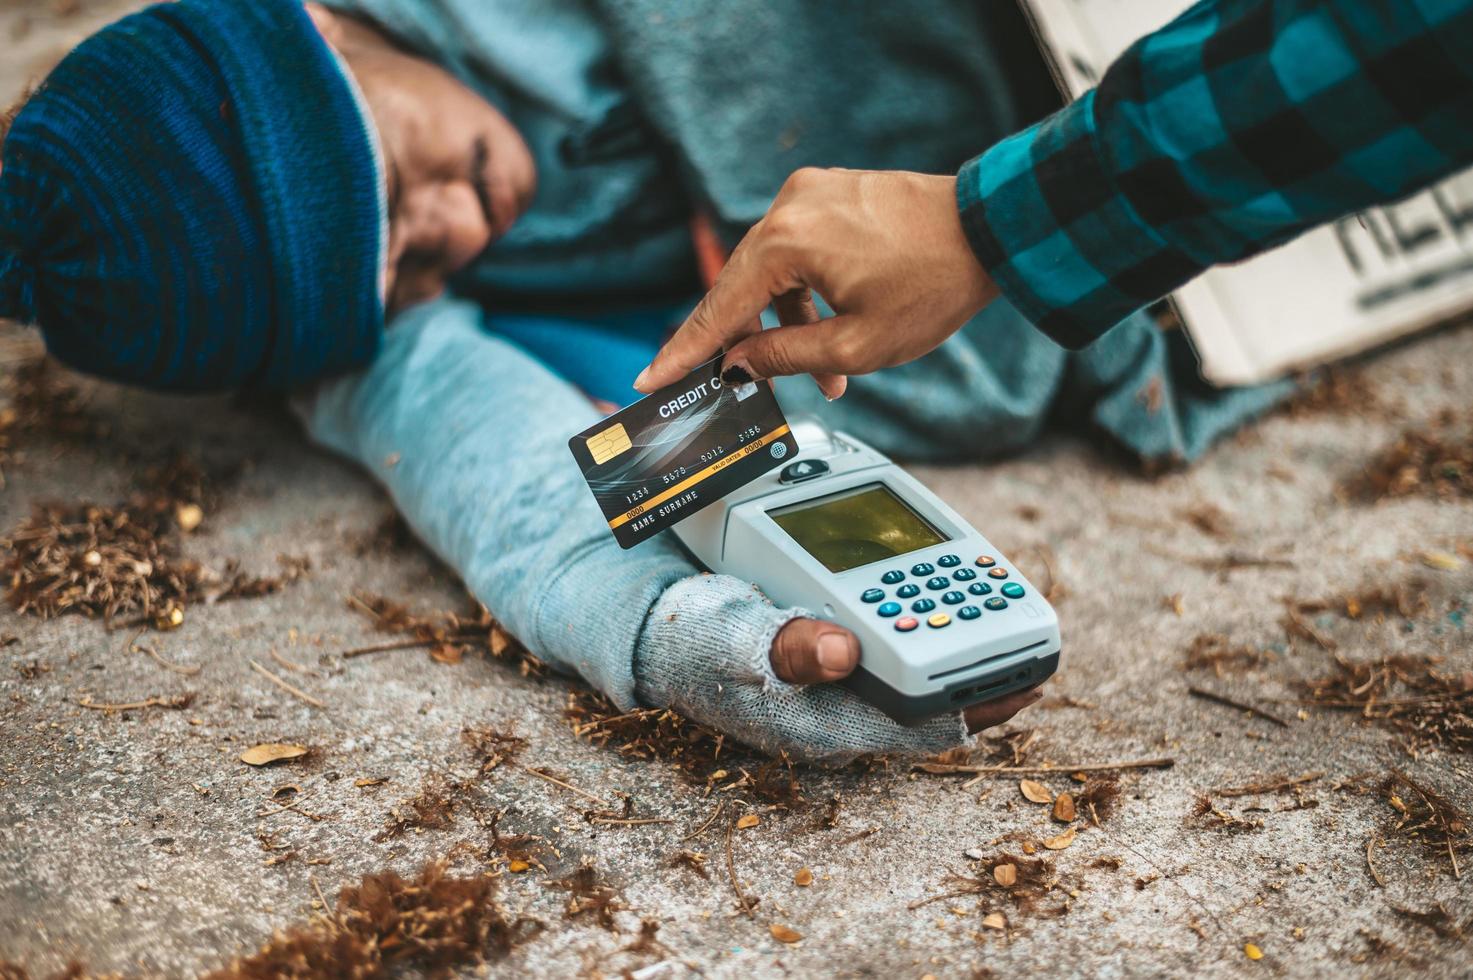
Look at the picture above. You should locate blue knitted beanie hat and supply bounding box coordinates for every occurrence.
[0,0,383,391]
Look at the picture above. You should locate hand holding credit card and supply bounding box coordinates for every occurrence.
[569,356,798,549]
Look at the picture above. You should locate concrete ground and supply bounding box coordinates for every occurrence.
[1,4,1471,978]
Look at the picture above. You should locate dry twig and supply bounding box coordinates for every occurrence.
[250,659,325,709]
[1187,686,1289,728]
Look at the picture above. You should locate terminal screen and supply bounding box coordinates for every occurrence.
[769,483,947,573]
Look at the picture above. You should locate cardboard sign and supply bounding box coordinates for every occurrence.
[1018,0,1473,385]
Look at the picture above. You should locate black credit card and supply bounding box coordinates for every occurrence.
[569,356,798,549]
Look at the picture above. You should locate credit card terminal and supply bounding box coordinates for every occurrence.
[672,418,1061,724]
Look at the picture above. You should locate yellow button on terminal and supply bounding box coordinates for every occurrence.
[927,613,951,629]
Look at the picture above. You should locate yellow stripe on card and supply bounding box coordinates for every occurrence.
[608,424,790,530]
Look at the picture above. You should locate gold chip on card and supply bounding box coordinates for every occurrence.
[586,423,632,464]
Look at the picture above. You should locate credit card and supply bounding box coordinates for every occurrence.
[569,356,798,549]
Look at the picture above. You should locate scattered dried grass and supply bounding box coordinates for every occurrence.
[564,690,804,805]
[347,592,543,675]
[1177,503,1235,539]
[1298,654,1473,755]
[1184,795,1264,833]
[486,810,547,871]
[1277,369,1385,419]
[670,850,710,879]
[547,861,623,931]
[376,772,477,840]
[1343,411,1473,502]
[3,448,303,628]
[3,502,305,628]
[911,852,1079,922]
[205,859,541,979]
[1374,772,1470,876]
[1291,580,1430,619]
[461,726,528,775]
[1181,634,1268,677]
[1074,777,1121,825]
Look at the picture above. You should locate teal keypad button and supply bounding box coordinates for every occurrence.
[984,597,1008,611]
[942,590,965,605]
[937,554,961,568]
[877,601,902,617]
[881,569,905,584]
[967,582,992,596]
[958,605,981,620]
[897,583,920,598]
[911,562,935,576]
[861,588,885,603]
[1001,582,1025,599]
[925,576,949,590]
[953,568,977,581]
[911,598,936,613]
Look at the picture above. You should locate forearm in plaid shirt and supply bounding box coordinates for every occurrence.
[957,0,1473,349]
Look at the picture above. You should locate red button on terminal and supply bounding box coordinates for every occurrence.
[894,616,919,632]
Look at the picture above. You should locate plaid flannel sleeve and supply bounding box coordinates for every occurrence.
[957,0,1473,349]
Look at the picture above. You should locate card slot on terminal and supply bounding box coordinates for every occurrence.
[927,638,1051,682]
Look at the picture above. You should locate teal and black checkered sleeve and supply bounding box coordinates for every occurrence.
[957,0,1473,350]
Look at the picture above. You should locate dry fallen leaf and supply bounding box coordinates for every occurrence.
[1053,792,1077,823]
[429,643,463,665]
[490,626,511,657]
[770,924,803,944]
[508,860,530,873]
[992,863,1017,887]
[1043,828,1077,851]
[1020,779,1053,804]
[736,813,760,830]
[1021,842,1037,855]
[175,503,204,533]
[982,912,1006,931]
[1421,550,1463,570]
[353,777,387,788]
[794,868,813,887]
[240,743,308,766]
[1244,942,1263,960]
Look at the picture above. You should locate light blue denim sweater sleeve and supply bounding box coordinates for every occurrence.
[298,302,680,704]
[295,298,973,761]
